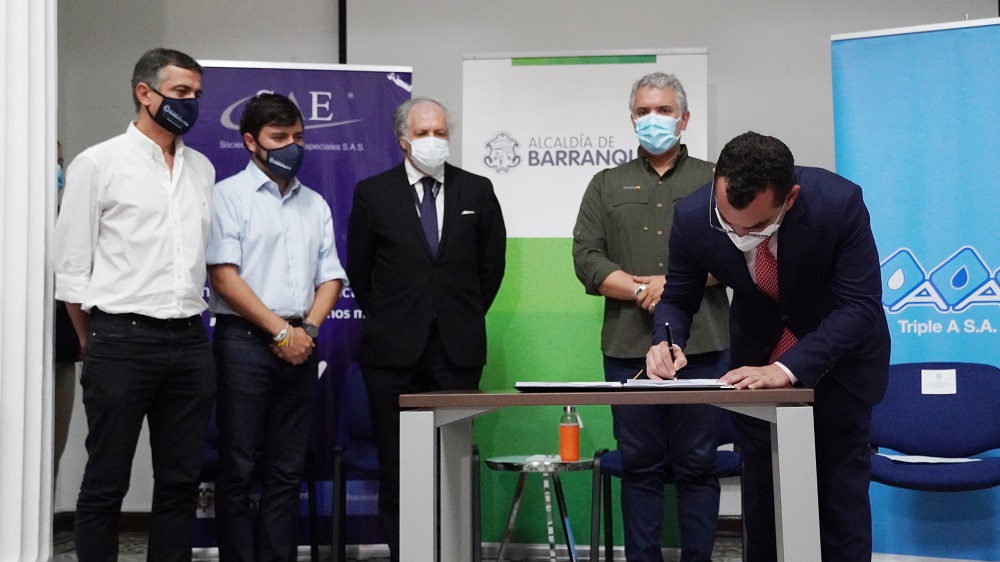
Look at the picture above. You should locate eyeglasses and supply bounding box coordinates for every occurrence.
[708,180,788,239]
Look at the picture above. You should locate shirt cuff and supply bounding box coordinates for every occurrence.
[315,258,348,287]
[205,239,243,267]
[54,273,91,304]
[773,361,798,385]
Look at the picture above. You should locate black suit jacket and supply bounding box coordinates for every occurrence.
[655,166,890,405]
[346,162,506,368]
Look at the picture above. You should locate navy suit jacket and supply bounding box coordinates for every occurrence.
[654,166,889,405]
[346,162,506,368]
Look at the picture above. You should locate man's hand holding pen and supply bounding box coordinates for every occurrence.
[645,322,686,379]
[646,341,686,379]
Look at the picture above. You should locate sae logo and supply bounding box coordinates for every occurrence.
[483,132,521,173]
[881,246,1000,313]
[219,90,363,132]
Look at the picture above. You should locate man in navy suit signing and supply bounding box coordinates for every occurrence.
[646,131,890,561]
[346,97,506,562]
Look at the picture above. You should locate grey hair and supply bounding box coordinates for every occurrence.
[131,48,203,112]
[628,72,688,115]
[393,97,452,140]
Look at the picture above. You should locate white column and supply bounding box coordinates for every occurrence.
[0,0,57,560]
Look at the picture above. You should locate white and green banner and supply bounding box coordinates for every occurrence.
[463,50,708,549]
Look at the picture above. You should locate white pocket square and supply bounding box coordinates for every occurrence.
[461,210,476,215]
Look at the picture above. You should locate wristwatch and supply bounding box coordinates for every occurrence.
[301,320,320,340]
[634,283,649,298]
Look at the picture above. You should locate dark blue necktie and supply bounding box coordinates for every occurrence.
[419,176,439,254]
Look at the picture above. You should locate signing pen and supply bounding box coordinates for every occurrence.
[633,369,644,380]
[664,322,676,362]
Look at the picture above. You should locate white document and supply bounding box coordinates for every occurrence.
[921,369,957,394]
[878,453,980,464]
[514,381,622,390]
[514,379,734,391]
[624,378,733,389]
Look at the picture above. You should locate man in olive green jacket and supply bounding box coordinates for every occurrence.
[572,72,730,562]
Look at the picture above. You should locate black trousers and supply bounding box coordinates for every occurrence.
[213,315,320,562]
[75,309,216,562]
[737,377,874,562]
[360,322,483,562]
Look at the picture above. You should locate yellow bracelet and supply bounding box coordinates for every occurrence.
[277,334,290,348]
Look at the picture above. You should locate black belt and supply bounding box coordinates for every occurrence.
[92,308,201,328]
[214,314,303,339]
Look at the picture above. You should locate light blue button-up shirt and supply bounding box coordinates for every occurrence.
[206,161,347,318]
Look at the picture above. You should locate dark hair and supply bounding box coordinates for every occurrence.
[131,48,203,112]
[239,93,304,147]
[714,131,795,210]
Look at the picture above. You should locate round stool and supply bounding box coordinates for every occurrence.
[485,454,594,562]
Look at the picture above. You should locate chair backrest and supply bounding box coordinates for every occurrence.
[871,362,1000,458]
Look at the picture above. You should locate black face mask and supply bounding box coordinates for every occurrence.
[257,142,305,180]
[146,86,199,135]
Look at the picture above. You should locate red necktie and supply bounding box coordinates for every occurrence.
[755,239,798,362]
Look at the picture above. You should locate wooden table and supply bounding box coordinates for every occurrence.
[398,388,818,562]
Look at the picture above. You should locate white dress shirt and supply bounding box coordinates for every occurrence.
[205,161,347,318]
[52,123,216,319]
[404,158,445,242]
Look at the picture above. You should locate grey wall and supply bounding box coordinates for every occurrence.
[346,1,995,168]
[54,0,996,513]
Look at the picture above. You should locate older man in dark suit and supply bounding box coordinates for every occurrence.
[647,131,890,562]
[346,97,506,562]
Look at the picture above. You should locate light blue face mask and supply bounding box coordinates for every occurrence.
[56,165,64,193]
[634,113,680,155]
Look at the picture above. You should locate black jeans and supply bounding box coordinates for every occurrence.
[360,322,483,562]
[213,315,320,562]
[75,309,216,562]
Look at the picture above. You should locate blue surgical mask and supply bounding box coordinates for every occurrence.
[56,165,64,194]
[259,142,305,180]
[634,113,680,155]
[147,87,200,136]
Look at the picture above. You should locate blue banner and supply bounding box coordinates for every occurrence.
[185,61,412,547]
[833,20,1000,560]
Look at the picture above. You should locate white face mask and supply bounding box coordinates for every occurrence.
[407,136,449,176]
[716,205,785,252]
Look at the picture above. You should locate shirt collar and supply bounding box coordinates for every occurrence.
[404,158,444,186]
[639,143,688,178]
[126,121,185,161]
[244,160,302,196]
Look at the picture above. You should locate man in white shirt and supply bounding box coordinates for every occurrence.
[206,93,346,562]
[52,48,217,562]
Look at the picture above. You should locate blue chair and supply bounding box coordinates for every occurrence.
[870,362,1000,492]
[589,409,742,562]
[331,363,380,562]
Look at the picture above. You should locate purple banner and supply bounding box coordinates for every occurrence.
[186,61,412,547]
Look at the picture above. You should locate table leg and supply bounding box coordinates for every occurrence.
[496,473,528,562]
[543,473,557,562]
[771,405,821,562]
[552,473,579,562]
[439,418,474,562]
[400,410,437,562]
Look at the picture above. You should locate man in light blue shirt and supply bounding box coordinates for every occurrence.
[206,93,347,562]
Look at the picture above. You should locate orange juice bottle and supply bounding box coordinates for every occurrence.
[559,405,581,461]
